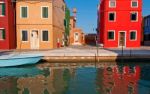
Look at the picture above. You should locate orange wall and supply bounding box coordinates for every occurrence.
[16,0,65,49]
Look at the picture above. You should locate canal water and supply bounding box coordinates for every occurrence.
[0,62,150,94]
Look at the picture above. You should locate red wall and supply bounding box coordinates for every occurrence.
[99,0,142,48]
[0,0,16,49]
[100,66,140,94]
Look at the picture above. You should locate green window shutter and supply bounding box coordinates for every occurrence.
[130,32,136,40]
[2,3,5,15]
[22,7,27,18]
[42,7,48,18]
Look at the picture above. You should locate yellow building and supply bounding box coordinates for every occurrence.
[16,0,65,49]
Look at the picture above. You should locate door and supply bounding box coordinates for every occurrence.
[119,32,125,47]
[31,30,39,49]
[74,32,79,43]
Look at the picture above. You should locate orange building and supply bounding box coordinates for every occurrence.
[16,0,65,49]
[69,14,85,45]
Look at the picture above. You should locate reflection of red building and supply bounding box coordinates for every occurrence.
[98,0,142,48]
[97,66,140,94]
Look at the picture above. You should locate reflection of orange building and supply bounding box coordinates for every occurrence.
[97,65,141,94]
[69,13,85,45]
[17,68,54,94]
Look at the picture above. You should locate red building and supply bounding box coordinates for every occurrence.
[0,0,16,49]
[98,0,142,48]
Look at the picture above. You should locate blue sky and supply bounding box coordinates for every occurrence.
[65,0,150,34]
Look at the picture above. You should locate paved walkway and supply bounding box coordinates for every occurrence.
[0,45,150,57]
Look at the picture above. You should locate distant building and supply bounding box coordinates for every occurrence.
[16,0,65,49]
[69,15,85,45]
[143,15,150,46]
[70,28,85,45]
[98,0,142,48]
[0,0,16,49]
[85,34,97,46]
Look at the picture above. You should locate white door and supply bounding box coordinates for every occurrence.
[31,30,39,49]
[74,32,79,43]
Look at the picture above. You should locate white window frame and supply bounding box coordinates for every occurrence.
[20,6,28,18]
[131,1,138,8]
[41,6,49,19]
[130,30,137,41]
[0,28,5,40]
[130,12,138,22]
[109,0,116,8]
[108,12,116,22]
[41,30,49,42]
[0,2,5,17]
[108,30,115,40]
[21,30,28,42]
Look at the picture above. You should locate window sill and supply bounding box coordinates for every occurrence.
[0,15,5,17]
[41,41,50,42]
[131,20,138,22]
[0,39,5,41]
[130,39,137,41]
[108,39,115,41]
[109,21,116,22]
[21,41,29,43]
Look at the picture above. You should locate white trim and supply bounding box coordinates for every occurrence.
[129,30,137,41]
[130,11,138,22]
[131,0,138,8]
[108,12,116,22]
[108,30,115,41]
[21,30,29,42]
[109,0,116,8]
[41,6,49,19]
[118,31,126,48]
[0,2,5,17]
[41,30,49,42]
[0,28,5,40]
[0,1,5,3]
[20,6,29,18]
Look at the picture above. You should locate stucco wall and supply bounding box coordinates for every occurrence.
[16,0,54,49]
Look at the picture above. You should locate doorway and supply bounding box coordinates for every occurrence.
[119,32,126,47]
[31,30,39,49]
[74,32,79,43]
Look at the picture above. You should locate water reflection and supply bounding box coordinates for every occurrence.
[0,62,150,94]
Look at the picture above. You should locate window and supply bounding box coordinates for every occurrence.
[131,1,138,8]
[0,29,5,40]
[21,30,28,41]
[130,31,137,40]
[0,3,5,16]
[109,1,116,8]
[42,7,48,18]
[130,12,138,21]
[21,6,28,18]
[42,30,49,41]
[108,31,115,40]
[109,12,115,21]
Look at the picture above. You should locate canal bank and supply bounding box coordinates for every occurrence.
[43,56,150,63]
[0,46,150,62]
